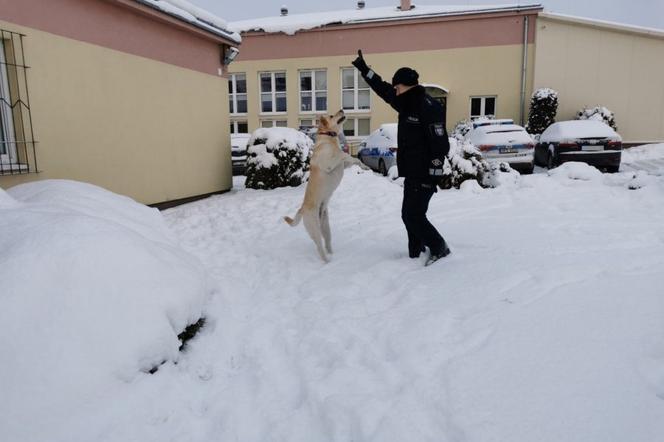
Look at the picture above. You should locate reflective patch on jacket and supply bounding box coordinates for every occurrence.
[430,123,445,137]
[406,116,420,123]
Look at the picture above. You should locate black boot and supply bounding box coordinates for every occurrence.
[425,244,451,267]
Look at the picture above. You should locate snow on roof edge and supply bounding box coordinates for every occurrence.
[229,3,543,36]
[540,12,664,39]
[135,0,241,44]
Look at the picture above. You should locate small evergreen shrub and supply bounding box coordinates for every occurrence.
[576,106,617,131]
[526,88,559,135]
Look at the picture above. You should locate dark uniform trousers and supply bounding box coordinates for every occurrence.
[402,178,446,257]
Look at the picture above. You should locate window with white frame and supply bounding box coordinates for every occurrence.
[229,120,248,134]
[228,73,247,114]
[260,71,287,113]
[260,119,288,128]
[299,118,314,128]
[299,70,327,113]
[0,39,16,166]
[470,96,496,119]
[343,117,370,137]
[341,68,370,111]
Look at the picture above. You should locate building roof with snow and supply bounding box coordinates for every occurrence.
[137,0,241,43]
[229,3,542,35]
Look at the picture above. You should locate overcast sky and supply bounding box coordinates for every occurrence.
[194,0,663,30]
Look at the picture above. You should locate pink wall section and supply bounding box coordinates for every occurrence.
[0,0,227,75]
[237,13,538,61]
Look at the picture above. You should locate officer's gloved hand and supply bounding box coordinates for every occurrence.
[352,50,370,76]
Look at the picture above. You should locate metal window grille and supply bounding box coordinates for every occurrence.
[0,29,37,175]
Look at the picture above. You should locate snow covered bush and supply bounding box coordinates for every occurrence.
[245,127,314,190]
[451,119,472,141]
[526,88,558,135]
[576,105,617,131]
[0,180,210,442]
[439,138,492,189]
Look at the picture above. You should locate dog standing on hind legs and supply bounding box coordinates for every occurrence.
[284,110,369,263]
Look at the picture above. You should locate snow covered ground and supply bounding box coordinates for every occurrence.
[2,152,664,441]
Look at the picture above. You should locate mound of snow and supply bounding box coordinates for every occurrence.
[548,162,603,181]
[0,180,209,442]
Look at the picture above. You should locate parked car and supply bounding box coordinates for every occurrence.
[231,133,251,175]
[535,120,622,172]
[467,119,535,174]
[357,123,398,176]
[300,125,350,153]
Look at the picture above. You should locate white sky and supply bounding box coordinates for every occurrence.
[197,0,664,30]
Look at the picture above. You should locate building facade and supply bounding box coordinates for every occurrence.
[0,0,240,205]
[228,2,541,151]
[228,1,664,146]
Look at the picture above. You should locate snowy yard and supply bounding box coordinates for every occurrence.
[2,147,664,442]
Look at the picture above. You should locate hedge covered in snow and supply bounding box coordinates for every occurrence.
[576,106,617,131]
[526,88,559,135]
[245,127,314,190]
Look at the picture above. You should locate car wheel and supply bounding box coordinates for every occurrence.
[522,164,534,175]
[606,165,620,173]
[378,159,388,176]
[547,152,557,170]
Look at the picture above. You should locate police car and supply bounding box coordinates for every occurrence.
[357,123,398,176]
[467,119,535,174]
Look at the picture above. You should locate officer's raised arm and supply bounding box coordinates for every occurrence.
[351,50,398,110]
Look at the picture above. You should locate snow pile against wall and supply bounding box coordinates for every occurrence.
[245,127,314,190]
[0,180,210,442]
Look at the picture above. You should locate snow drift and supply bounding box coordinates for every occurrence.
[0,180,210,442]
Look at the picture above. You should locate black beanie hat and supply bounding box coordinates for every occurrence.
[391,67,419,86]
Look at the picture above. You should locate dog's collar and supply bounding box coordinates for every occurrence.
[317,131,338,137]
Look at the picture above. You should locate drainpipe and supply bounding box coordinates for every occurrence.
[519,15,529,126]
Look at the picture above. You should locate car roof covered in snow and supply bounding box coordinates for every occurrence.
[136,0,241,43]
[540,120,621,143]
[229,3,542,35]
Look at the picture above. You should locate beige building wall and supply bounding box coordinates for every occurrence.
[230,43,535,144]
[0,20,232,205]
[534,15,664,143]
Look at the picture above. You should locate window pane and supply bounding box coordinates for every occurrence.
[275,73,287,92]
[276,120,288,127]
[261,120,272,128]
[301,92,312,112]
[485,97,496,116]
[229,96,234,114]
[236,74,247,93]
[300,71,312,92]
[275,93,287,112]
[470,98,481,117]
[260,73,272,93]
[237,95,247,113]
[358,90,370,110]
[342,90,354,109]
[300,119,313,127]
[238,121,248,133]
[228,78,234,94]
[315,92,327,111]
[343,119,355,136]
[315,70,327,90]
[230,121,235,134]
[261,93,273,112]
[342,69,354,89]
[358,118,371,136]
[358,74,369,89]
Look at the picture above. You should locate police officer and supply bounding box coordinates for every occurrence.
[352,50,451,265]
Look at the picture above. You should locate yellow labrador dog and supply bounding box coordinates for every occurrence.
[284,110,369,262]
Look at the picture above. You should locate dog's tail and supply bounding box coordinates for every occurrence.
[284,209,302,226]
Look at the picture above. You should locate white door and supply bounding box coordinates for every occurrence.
[0,40,16,165]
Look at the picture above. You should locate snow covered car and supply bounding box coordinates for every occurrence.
[300,125,350,153]
[535,120,622,172]
[357,123,398,176]
[467,119,535,174]
[231,133,251,174]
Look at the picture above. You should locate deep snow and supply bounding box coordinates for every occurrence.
[2,155,664,441]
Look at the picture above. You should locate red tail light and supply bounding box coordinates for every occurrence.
[558,142,577,148]
[389,147,398,153]
[526,143,535,149]
[478,145,492,152]
[608,141,622,148]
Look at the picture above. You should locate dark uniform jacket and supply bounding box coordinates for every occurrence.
[362,70,450,180]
